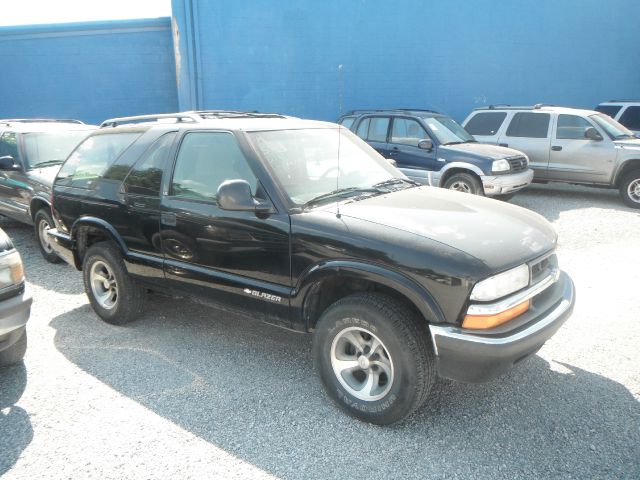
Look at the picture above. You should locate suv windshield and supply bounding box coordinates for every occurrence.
[22,131,92,169]
[249,128,403,206]
[590,114,636,140]
[421,116,475,145]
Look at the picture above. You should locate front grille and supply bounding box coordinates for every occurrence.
[507,156,528,172]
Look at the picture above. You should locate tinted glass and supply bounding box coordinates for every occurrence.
[356,118,370,139]
[619,106,640,131]
[22,131,92,169]
[390,118,428,146]
[123,132,176,196]
[556,115,593,140]
[595,105,622,118]
[506,112,550,138]
[0,132,18,159]
[366,117,389,142]
[171,132,257,203]
[464,112,507,136]
[339,116,355,129]
[56,133,140,188]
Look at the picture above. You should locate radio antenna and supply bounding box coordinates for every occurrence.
[336,125,342,218]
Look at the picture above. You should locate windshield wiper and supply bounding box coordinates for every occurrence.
[614,134,635,140]
[373,177,420,189]
[442,141,464,145]
[303,187,385,208]
[32,160,64,168]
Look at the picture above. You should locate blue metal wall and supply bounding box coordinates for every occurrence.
[172,0,640,122]
[0,19,178,125]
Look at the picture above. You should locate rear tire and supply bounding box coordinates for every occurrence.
[34,209,61,263]
[443,172,484,196]
[82,242,145,325]
[313,293,435,425]
[619,170,640,208]
[0,328,27,366]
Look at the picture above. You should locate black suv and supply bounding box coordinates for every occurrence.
[339,109,533,198]
[0,119,96,262]
[48,111,575,425]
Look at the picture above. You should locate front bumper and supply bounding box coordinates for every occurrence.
[429,270,575,383]
[481,168,534,196]
[0,286,32,352]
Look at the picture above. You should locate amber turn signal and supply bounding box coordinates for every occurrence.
[462,299,530,330]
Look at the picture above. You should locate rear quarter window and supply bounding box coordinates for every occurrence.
[55,132,141,188]
[618,106,640,131]
[464,112,507,136]
[595,105,622,119]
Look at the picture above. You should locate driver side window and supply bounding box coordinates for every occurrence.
[390,118,428,147]
[171,132,259,203]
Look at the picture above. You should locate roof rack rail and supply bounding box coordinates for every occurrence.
[344,108,439,115]
[0,118,84,124]
[607,99,640,103]
[100,113,201,128]
[484,104,555,111]
[186,110,287,119]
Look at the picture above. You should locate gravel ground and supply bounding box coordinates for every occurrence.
[1,182,639,480]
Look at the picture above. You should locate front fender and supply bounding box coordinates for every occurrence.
[293,260,446,330]
[433,162,486,187]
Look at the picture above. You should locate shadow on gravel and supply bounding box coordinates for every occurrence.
[50,300,640,480]
[511,183,637,221]
[0,363,33,476]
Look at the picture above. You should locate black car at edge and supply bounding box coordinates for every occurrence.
[47,111,575,425]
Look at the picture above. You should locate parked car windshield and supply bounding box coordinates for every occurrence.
[22,131,93,169]
[590,114,636,140]
[421,116,476,145]
[248,128,403,206]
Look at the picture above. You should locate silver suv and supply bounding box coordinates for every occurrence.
[462,105,640,208]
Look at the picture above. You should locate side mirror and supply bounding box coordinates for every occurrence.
[418,139,434,151]
[0,156,21,171]
[584,127,603,141]
[217,179,271,213]
[386,158,397,167]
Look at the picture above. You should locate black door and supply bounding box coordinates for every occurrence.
[159,131,291,324]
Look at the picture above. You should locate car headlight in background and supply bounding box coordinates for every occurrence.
[0,251,25,290]
[492,159,511,173]
[469,264,529,302]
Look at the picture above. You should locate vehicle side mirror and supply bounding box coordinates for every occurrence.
[217,179,271,213]
[386,158,397,167]
[584,127,603,141]
[418,139,433,151]
[0,156,21,171]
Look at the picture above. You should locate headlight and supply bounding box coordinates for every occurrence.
[0,251,25,290]
[492,159,510,173]
[470,264,529,301]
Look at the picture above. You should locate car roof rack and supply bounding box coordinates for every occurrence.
[100,110,288,128]
[484,104,556,110]
[344,108,440,115]
[100,113,202,128]
[607,99,640,103]
[0,118,84,124]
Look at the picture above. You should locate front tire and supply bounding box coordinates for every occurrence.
[0,328,27,366]
[34,209,61,263]
[443,172,484,195]
[82,242,145,325]
[313,293,435,425]
[619,170,640,208]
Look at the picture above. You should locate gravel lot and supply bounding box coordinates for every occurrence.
[1,183,639,480]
